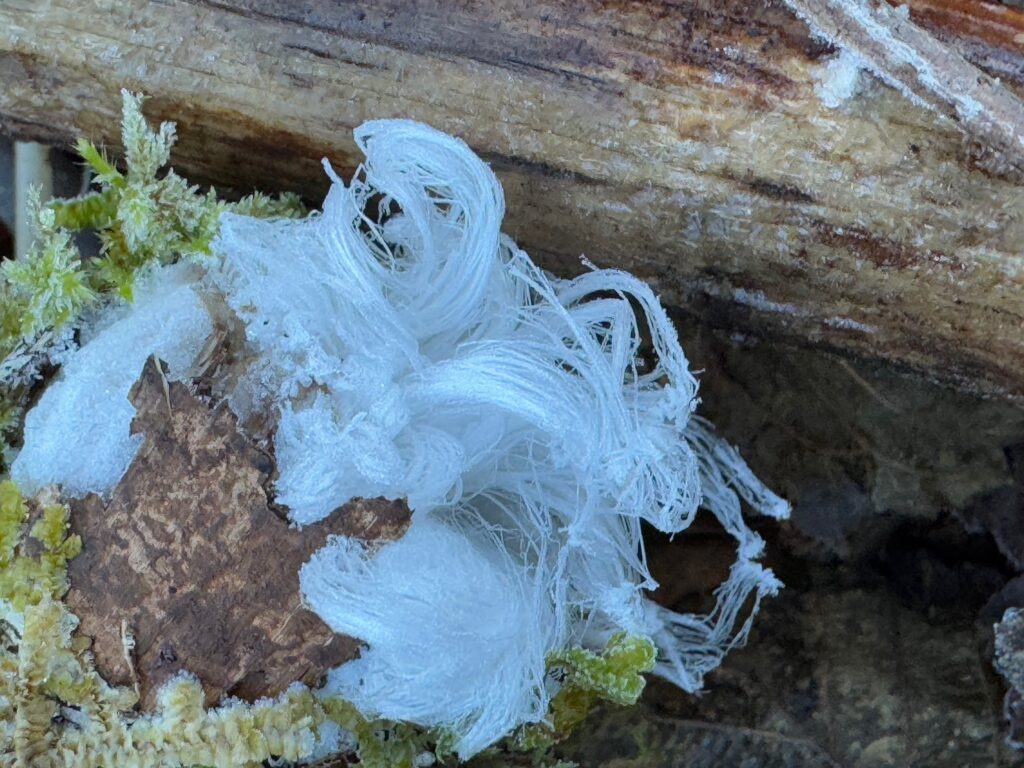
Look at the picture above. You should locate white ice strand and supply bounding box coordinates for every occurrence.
[645,559,782,692]
[350,120,506,344]
[12,262,213,497]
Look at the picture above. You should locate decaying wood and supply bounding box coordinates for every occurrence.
[2,1,1024,396]
[65,356,411,707]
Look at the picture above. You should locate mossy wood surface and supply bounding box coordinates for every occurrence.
[65,356,411,708]
[3,0,1024,395]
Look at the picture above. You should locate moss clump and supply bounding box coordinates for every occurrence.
[0,479,27,565]
[515,633,656,751]
[323,696,455,768]
[2,195,93,339]
[0,90,305,473]
[0,480,80,621]
[0,480,333,767]
[54,92,304,303]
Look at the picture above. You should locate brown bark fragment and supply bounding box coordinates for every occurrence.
[65,356,410,707]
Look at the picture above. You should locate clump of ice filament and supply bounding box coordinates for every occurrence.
[211,119,789,757]
[11,262,213,497]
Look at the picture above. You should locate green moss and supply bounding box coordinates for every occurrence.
[0,89,306,473]
[49,188,119,231]
[0,482,80,617]
[323,695,454,768]
[1,195,93,338]
[515,633,656,751]
[549,633,656,707]
[0,479,28,566]
[62,91,305,303]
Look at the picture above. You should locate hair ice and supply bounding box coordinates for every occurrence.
[12,262,213,497]
[212,120,789,756]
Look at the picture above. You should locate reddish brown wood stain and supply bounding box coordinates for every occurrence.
[909,0,1024,52]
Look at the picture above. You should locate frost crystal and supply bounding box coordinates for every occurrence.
[814,49,864,109]
[211,120,789,756]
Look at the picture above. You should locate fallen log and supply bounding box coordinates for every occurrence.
[2,0,1024,398]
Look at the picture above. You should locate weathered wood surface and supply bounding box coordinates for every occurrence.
[65,356,411,707]
[2,1,1024,395]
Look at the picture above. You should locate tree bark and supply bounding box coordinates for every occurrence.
[2,0,1024,395]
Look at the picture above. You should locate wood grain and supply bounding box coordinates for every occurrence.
[2,1,1024,395]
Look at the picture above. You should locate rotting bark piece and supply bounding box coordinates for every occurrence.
[65,355,411,707]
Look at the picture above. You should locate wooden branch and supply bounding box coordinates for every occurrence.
[2,1,1024,395]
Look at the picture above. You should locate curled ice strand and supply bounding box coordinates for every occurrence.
[646,559,783,692]
[686,417,790,518]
